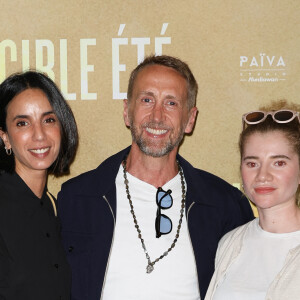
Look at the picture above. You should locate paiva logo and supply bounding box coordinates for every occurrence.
[240,53,286,83]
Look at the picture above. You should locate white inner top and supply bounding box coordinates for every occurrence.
[213,218,300,300]
[102,165,200,300]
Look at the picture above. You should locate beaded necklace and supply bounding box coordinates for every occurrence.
[122,158,186,273]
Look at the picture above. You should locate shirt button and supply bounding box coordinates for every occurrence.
[54,263,59,269]
[68,246,74,252]
[46,233,50,238]
[40,201,44,206]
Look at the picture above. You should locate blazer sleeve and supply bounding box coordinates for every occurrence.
[0,232,10,299]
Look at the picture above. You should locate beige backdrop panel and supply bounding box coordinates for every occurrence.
[1,0,299,216]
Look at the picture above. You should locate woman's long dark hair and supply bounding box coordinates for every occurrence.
[0,71,78,175]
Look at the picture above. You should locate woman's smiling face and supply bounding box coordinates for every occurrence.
[0,88,61,177]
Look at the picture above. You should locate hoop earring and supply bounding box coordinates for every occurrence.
[5,147,12,156]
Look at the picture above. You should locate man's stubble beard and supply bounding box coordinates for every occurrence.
[129,119,186,158]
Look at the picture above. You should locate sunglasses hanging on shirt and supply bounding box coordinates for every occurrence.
[155,187,173,238]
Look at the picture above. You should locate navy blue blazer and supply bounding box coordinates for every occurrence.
[57,147,254,300]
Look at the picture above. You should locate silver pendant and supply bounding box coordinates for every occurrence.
[146,263,154,273]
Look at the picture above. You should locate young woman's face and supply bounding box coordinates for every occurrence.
[241,130,300,212]
[0,88,61,177]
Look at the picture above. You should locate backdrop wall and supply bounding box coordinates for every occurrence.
[1,0,299,216]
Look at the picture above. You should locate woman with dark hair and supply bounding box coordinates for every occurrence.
[0,71,78,299]
[205,101,300,300]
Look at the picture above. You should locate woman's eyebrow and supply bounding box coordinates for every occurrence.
[12,111,54,121]
[243,156,258,161]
